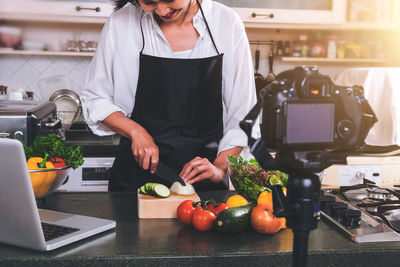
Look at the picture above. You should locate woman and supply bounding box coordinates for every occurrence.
[81,0,258,191]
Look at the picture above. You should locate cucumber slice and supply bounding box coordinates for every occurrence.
[153,184,170,198]
[139,185,147,194]
[145,183,157,195]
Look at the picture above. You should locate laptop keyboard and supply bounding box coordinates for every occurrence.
[41,222,80,241]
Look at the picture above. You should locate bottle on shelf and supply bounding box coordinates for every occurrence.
[325,35,340,59]
[299,34,309,57]
[276,41,284,57]
[283,41,291,57]
[310,33,326,58]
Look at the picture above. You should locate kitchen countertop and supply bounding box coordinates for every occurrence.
[1,191,400,267]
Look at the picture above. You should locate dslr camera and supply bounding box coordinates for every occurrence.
[261,66,376,152]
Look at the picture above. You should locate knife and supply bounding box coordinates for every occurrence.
[154,161,186,186]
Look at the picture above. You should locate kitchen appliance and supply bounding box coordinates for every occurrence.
[0,101,61,145]
[57,157,114,192]
[321,182,400,242]
[322,155,400,188]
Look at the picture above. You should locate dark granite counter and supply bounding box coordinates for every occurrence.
[1,191,400,267]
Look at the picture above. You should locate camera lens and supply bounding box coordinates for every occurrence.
[337,120,354,139]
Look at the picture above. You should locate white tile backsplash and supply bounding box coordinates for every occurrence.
[0,55,92,101]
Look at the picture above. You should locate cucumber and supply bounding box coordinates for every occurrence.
[142,183,170,198]
[144,182,158,195]
[139,185,147,194]
[214,204,255,233]
[153,184,170,198]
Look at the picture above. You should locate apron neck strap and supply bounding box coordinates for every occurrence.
[196,0,220,55]
[139,0,221,55]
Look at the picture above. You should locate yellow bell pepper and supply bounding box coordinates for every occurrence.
[27,153,56,198]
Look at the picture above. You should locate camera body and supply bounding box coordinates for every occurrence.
[262,66,372,151]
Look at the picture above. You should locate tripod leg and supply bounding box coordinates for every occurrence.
[292,230,310,267]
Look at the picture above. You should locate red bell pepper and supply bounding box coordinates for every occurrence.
[49,157,67,168]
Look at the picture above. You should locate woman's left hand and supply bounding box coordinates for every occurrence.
[180,157,225,184]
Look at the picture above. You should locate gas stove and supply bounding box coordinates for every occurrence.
[321,180,400,242]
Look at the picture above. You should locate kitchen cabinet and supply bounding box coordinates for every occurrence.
[0,0,113,23]
[215,0,347,26]
[216,0,399,30]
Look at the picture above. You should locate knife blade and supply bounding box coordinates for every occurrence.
[154,161,186,186]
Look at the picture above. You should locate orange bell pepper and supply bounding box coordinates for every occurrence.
[27,153,56,198]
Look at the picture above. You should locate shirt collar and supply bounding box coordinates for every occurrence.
[195,0,213,23]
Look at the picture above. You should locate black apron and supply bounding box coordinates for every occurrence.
[109,0,227,192]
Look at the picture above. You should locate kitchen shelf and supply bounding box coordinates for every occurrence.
[244,22,399,31]
[0,49,95,57]
[279,57,386,64]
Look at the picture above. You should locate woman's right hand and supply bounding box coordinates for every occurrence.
[130,127,159,173]
[101,111,159,172]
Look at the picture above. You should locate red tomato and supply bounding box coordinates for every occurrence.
[250,204,283,234]
[177,200,196,226]
[192,208,216,232]
[206,202,228,215]
[49,157,67,168]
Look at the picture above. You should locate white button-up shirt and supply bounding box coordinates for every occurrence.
[81,0,259,154]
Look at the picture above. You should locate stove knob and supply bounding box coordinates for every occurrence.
[342,209,362,228]
[319,195,335,216]
[355,171,365,181]
[331,202,348,223]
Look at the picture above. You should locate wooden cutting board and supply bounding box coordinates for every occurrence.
[137,191,200,219]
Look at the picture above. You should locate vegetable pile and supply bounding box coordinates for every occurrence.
[177,199,228,231]
[227,155,288,202]
[24,134,84,170]
[23,134,84,198]
[176,195,285,234]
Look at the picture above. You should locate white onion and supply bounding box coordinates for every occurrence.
[170,182,195,195]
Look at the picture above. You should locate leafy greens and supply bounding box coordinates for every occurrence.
[228,155,288,202]
[23,134,84,169]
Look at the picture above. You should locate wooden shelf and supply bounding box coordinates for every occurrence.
[0,49,95,57]
[243,22,399,31]
[279,57,386,63]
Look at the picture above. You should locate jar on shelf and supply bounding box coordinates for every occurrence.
[336,40,346,58]
[299,34,309,57]
[344,43,362,58]
[283,41,291,57]
[292,40,301,57]
[310,41,326,57]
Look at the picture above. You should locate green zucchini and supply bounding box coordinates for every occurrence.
[144,182,158,195]
[153,184,170,198]
[142,183,170,198]
[139,185,147,194]
[214,204,255,233]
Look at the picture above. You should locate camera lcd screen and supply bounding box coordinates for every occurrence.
[285,103,334,144]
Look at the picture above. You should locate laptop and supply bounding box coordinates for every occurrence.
[0,138,116,251]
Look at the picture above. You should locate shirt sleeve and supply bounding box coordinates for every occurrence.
[218,16,260,154]
[80,17,124,136]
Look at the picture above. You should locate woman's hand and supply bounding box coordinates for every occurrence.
[180,157,225,184]
[102,112,159,173]
[130,127,159,173]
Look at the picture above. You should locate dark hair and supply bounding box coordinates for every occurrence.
[114,0,139,11]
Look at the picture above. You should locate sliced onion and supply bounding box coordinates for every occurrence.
[170,182,195,195]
